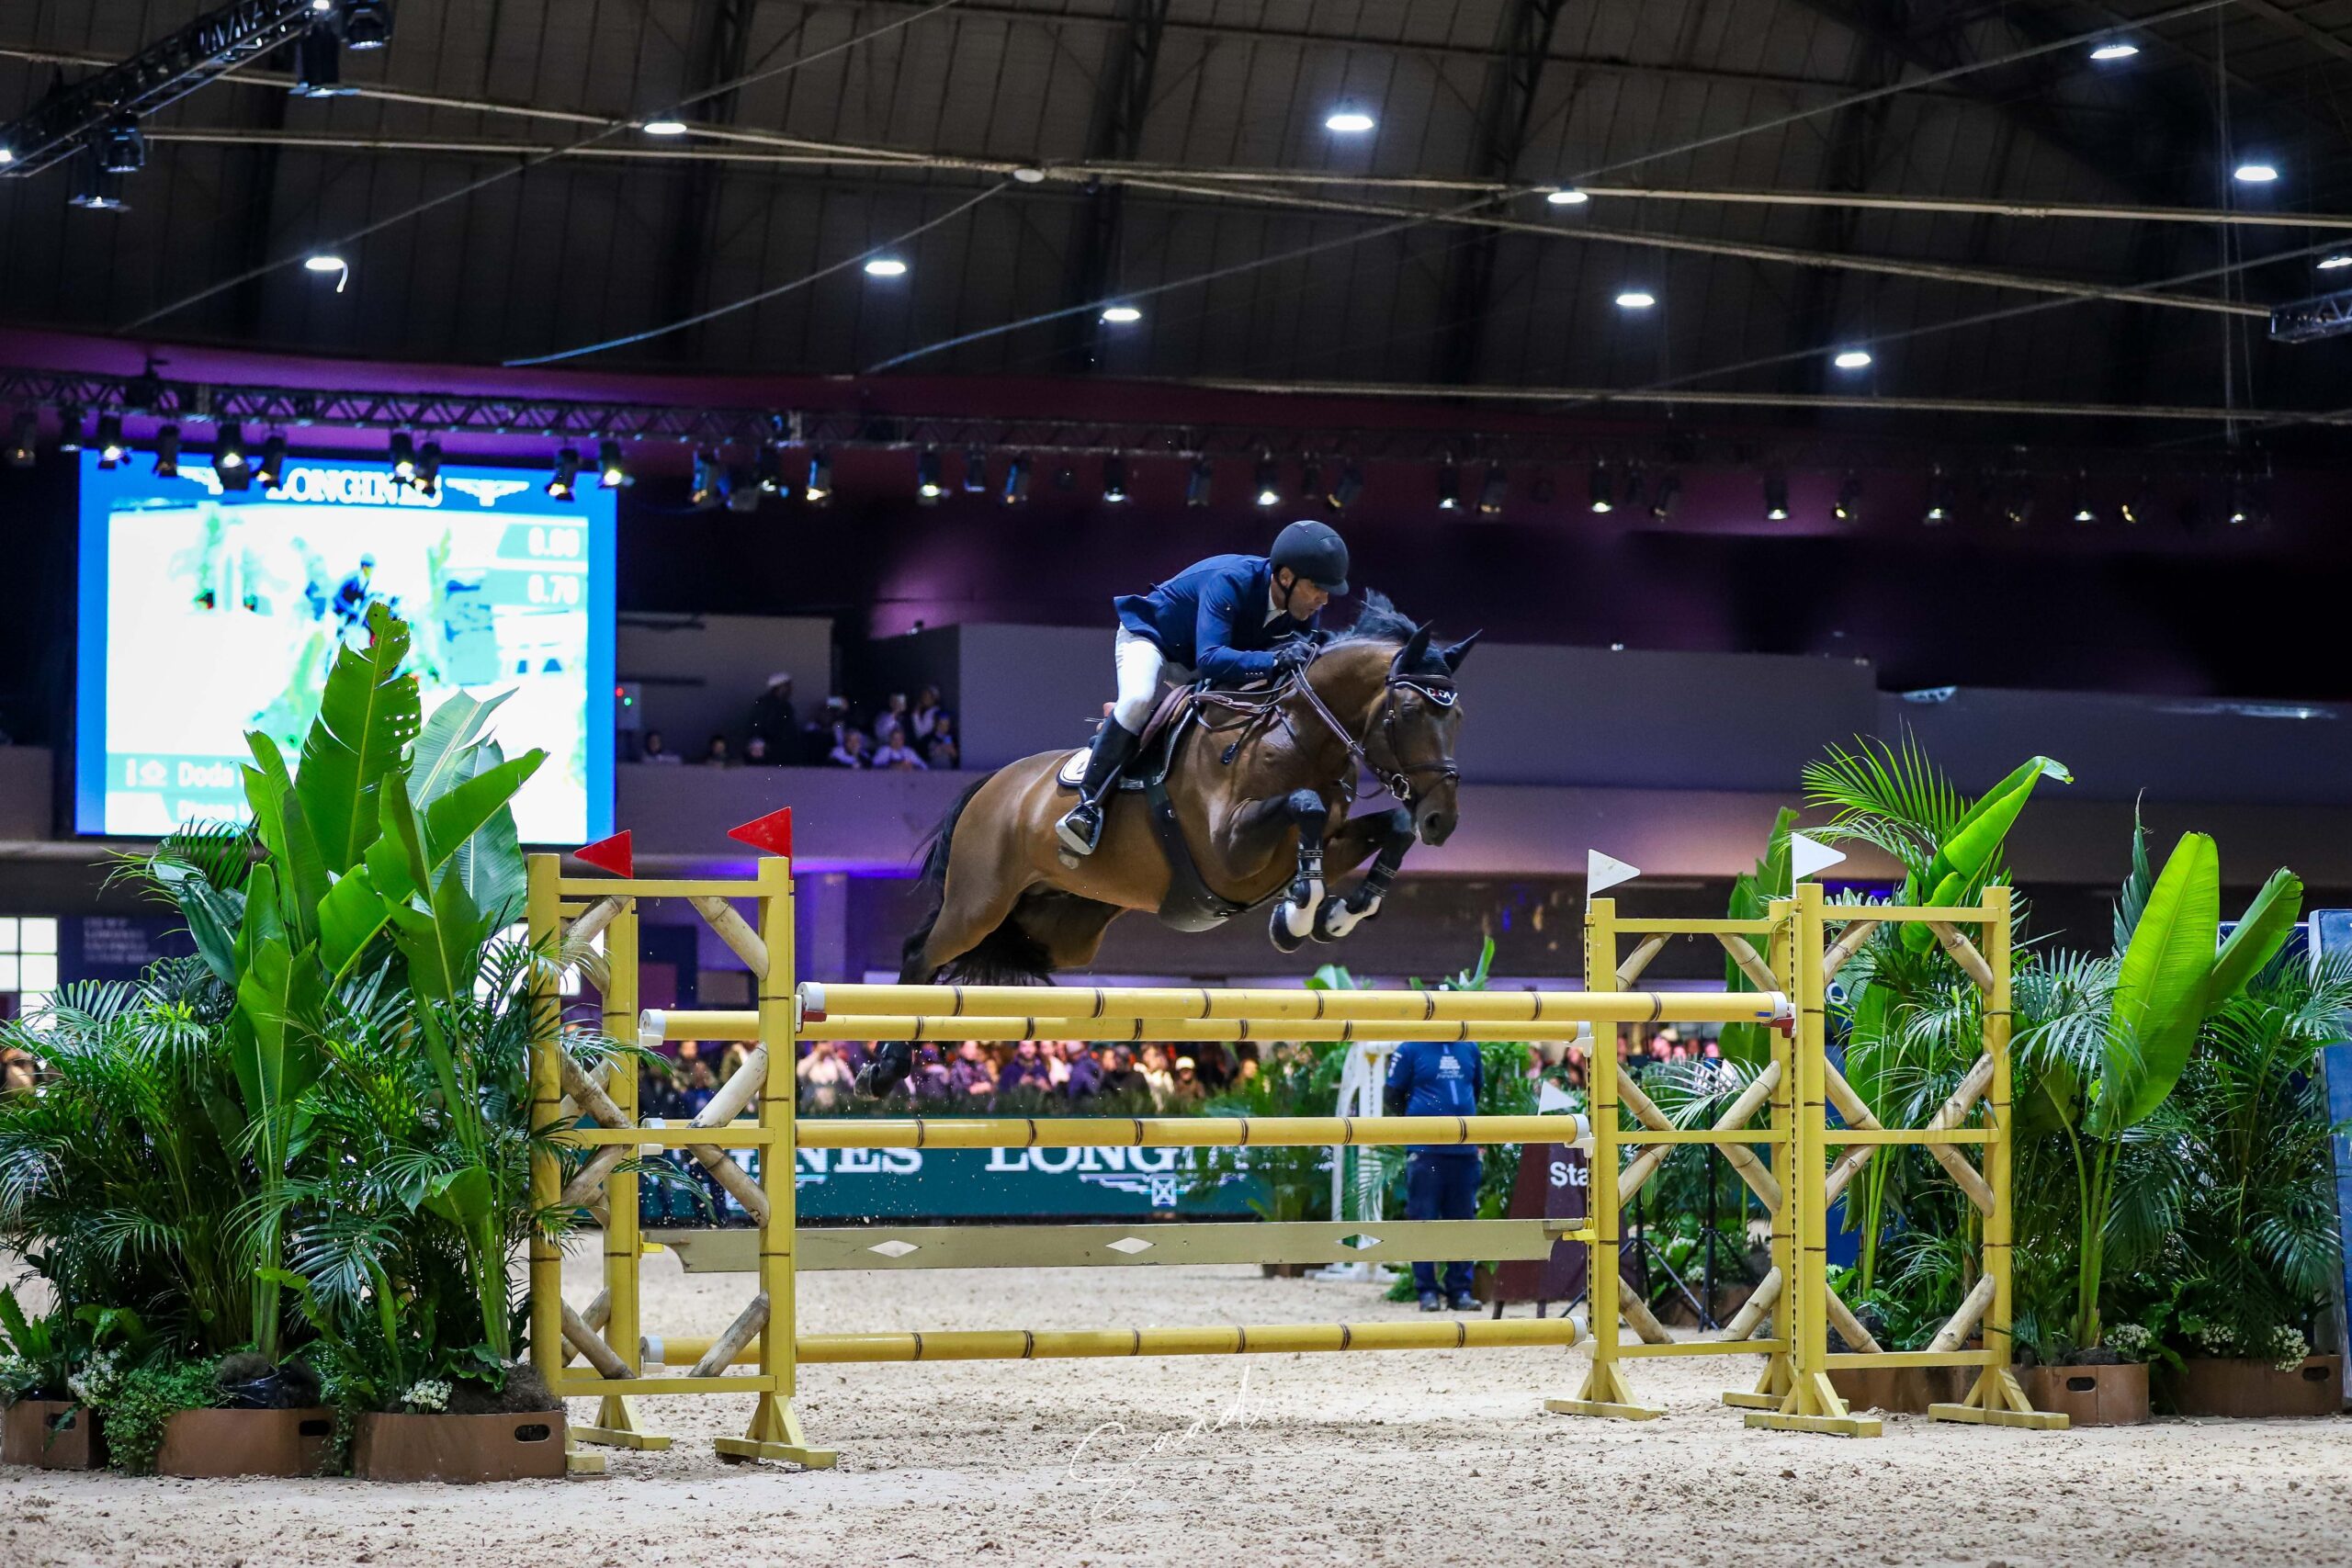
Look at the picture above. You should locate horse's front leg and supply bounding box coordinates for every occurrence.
[1257,789,1329,955]
[1314,805,1415,942]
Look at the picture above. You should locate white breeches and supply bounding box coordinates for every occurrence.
[1112,627,1189,735]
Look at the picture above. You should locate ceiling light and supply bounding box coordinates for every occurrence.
[1002,452,1032,505]
[1924,468,1951,525]
[1835,472,1862,525]
[805,449,834,505]
[2089,41,2139,60]
[1325,110,1375,133]
[413,441,441,499]
[255,434,288,491]
[963,446,990,493]
[1012,166,1047,184]
[1648,472,1680,521]
[56,407,83,452]
[1477,468,1508,517]
[1546,188,1589,206]
[389,431,416,481]
[1436,458,1461,512]
[1328,460,1363,511]
[290,28,351,97]
[2233,163,2278,184]
[2319,253,2352,271]
[642,119,690,137]
[0,147,14,166]
[340,0,394,48]
[304,254,350,292]
[6,412,35,469]
[917,448,944,501]
[546,446,580,502]
[96,413,126,468]
[153,424,181,480]
[1588,462,1614,514]
[1254,457,1281,508]
[724,464,762,513]
[691,449,721,506]
[1833,348,1873,370]
[1100,305,1142,324]
[864,257,908,277]
[598,438,629,489]
[1185,456,1213,507]
[1763,468,1789,522]
[1614,289,1656,310]
[1101,456,1128,504]
[755,447,785,494]
[214,421,247,470]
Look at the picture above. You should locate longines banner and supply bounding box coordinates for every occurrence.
[758,1145,1276,1219]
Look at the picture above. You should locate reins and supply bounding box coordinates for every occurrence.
[1196,648,1460,807]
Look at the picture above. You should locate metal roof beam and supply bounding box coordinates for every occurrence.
[1056,0,1171,372]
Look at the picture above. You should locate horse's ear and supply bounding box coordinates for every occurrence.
[1440,630,1483,673]
[1391,622,1433,678]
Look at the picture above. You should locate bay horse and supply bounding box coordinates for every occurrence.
[858,595,1476,1098]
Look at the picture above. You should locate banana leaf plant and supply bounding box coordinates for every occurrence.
[2015,821,2302,1349]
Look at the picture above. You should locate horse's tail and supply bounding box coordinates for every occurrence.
[898,773,1055,985]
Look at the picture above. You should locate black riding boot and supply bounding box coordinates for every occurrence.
[1056,719,1140,856]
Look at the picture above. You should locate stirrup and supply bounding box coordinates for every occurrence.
[1056,801,1104,857]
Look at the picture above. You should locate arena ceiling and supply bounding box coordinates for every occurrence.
[5,0,2352,445]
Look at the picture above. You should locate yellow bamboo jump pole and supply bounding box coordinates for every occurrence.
[1724,898,1802,1409]
[809,1017,1622,1044]
[793,1114,1589,1151]
[526,854,604,1475]
[797,983,1792,1027]
[574,899,670,1454]
[650,1316,1581,1367]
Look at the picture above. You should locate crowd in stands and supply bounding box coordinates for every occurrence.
[633,673,959,771]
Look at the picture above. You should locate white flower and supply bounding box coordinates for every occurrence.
[400,1378,453,1413]
[2267,1324,2309,1373]
[2106,1323,2154,1360]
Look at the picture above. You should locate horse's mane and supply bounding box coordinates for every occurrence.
[1326,590,1449,675]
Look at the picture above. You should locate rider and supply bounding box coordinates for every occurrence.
[1056,520,1351,857]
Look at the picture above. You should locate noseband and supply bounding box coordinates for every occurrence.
[1292,665,1461,808]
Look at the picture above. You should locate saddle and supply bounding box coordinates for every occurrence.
[1053,682,1269,932]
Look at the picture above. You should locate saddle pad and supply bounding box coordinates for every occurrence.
[1055,748,1089,788]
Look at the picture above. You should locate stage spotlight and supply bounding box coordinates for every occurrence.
[963,446,990,493]
[1002,452,1032,505]
[754,446,785,494]
[341,1,395,49]
[389,432,416,481]
[6,412,34,468]
[2089,40,2139,60]
[1924,468,1951,525]
[1101,456,1128,504]
[1185,457,1213,507]
[1436,458,1461,512]
[724,463,761,513]
[67,152,130,211]
[215,421,247,472]
[691,448,721,505]
[1762,468,1790,522]
[2071,476,2097,525]
[546,446,581,502]
[1648,471,1681,521]
[1588,462,1614,514]
[2119,484,2143,526]
[413,440,441,497]
[153,424,181,479]
[290,28,351,96]
[1254,457,1281,508]
[1834,472,1863,525]
[218,446,253,492]
[1299,459,1322,509]
[1477,467,1508,517]
[1328,460,1363,512]
[2002,480,2032,529]
[96,413,126,468]
[805,448,834,505]
[99,116,145,175]
[917,448,945,502]
[591,438,627,489]
[56,406,83,452]
[256,434,288,491]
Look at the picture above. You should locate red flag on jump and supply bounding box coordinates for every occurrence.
[727,806,794,859]
[572,829,634,878]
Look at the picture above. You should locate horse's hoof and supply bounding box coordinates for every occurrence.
[1269,903,1307,954]
[1314,893,1380,942]
[856,1043,913,1100]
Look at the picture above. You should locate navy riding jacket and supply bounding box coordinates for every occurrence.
[1113,553,1321,686]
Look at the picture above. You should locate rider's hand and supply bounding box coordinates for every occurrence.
[1271,640,1314,678]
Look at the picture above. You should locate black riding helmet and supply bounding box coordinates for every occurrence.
[1269,519,1350,595]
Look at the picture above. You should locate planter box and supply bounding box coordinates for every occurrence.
[1826,1365,1973,1415]
[1,1401,103,1470]
[2166,1356,2343,1419]
[351,1410,566,1483]
[155,1406,334,1479]
[2019,1360,2151,1427]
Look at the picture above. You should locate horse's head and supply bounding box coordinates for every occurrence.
[1379,623,1478,845]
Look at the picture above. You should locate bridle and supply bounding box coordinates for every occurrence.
[1291,664,1461,808]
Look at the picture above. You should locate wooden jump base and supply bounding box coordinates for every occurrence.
[526,852,2062,1473]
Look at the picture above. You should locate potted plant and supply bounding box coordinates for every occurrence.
[0,1288,132,1470]
[2155,956,2348,1416]
[2008,823,2302,1425]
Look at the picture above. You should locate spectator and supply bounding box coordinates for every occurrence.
[1193,1042,1238,1091]
[1166,1055,1206,1106]
[701,733,734,767]
[797,1040,854,1112]
[679,1058,718,1118]
[922,712,961,770]
[1097,1045,1142,1101]
[909,685,946,742]
[803,696,852,763]
[872,693,912,748]
[1139,1044,1174,1107]
[870,725,927,770]
[998,1039,1052,1095]
[2,1047,39,1096]
[1064,1043,1102,1101]
[948,1039,996,1100]
[1386,1034,1486,1313]
[750,671,797,753]
[913,1056,954,1104]
[743,735,775,765]
[640,729,683,765]
[827,728,871,769]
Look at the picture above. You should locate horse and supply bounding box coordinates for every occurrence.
[856,594,1476,1097]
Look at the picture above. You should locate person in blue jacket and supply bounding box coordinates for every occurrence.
[1056,519,1351,856]
[1385,1037,1486,1312]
